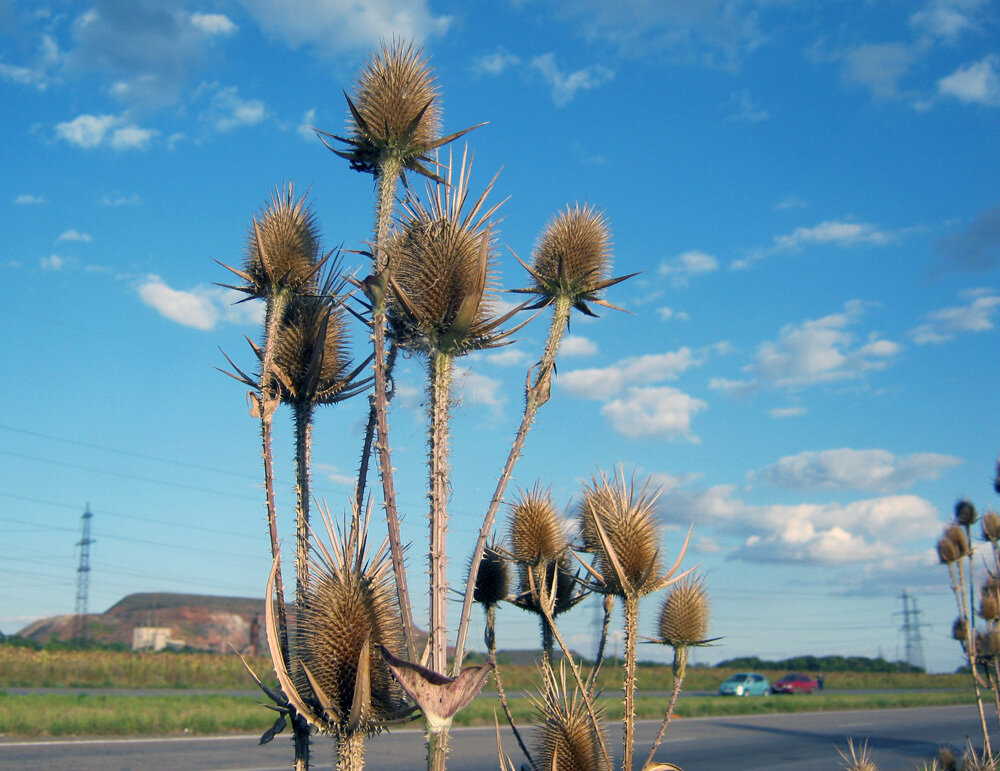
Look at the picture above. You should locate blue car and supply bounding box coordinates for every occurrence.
[718,672,771,696]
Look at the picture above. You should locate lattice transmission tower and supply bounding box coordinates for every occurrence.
[897,589,925,671]
[73,504,95,645]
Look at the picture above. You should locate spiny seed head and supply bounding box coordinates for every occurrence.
[657,576,710,648]
[472,542,510,608]
[386,152,510,356]
[981,630,1000,658]
[243,183,322,301]
[272,293,355,408]
[938,536,961,564]
[980,591,1000,622]
[983,511,1000,542]
[530,204,612,308]
[346,40,440,174]
[577,470,662,598]
[953,617,968,641]
[297,556,406,735]
[956,499,978,527]
[532,669,611,771]
[945,524,970,558]
[508,484,566,566]
[514,557,581,618]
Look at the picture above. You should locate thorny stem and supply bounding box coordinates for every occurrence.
[369,157,418,663]
[293,405,313,602]
[355,344,397,514]
[428,351,453,676]
[538,594,613,770]
[644,647,688,769]
[587,594,615,692]
[488,605,536,770]
[336,731,365,771]
[453,295,573,673]
[258,412,288,665]
[622,595,639,771]
[426,724,450,771]
[956,554,993,756]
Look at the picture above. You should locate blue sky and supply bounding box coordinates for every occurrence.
[2,0,999,673]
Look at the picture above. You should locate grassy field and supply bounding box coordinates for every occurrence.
[0,648,974,738]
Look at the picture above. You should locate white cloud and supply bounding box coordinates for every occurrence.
[769,406,806,419]
[315,463,356,487]
[297,108,317,141]
[530,53,614,107]
[601,386,706,440]
[750,301,899,387]
[910,289,1000,343]
[453,367,504,408]
[938,55,1000,106]
[709,377,757,398]
[100,193,141,206]
[757,448,962,492]
[658,250,718,286]
[775,196,807,211]
[936,201,1000,271]
[773,221,891,251]
[840,43,918,101]
[561,335,598,357]
[561,347,699,400]
[0,62,49,90]
[727,89,768,122]
[54,113,156,150]
[657,484,940,567]
[40,254,65,271]
[138,276,264,330]
[484,348,531,367]
[14,194,46,205]
[56,230,92,243]
[656,307,690,322]
[474,49,521,76]
[201,84,268,132]
[912,0,988,41]
[238,0,451,53]
[190,12,237,35]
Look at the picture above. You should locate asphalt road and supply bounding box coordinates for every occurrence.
[0,704,994,770]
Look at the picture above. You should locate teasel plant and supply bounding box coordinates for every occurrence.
[315,41,484,663]
[938,496,995,759]
[530,662,612,771]
[263,499,414,771]
[575,468,693,771]
[454,203,636,673]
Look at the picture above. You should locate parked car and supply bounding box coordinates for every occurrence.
[771,673,819,694]
[718,672,770,696]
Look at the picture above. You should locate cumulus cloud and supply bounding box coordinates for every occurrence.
[757,448,962,492]
[560,347,700,400]
[911,0,988,41]
[938,54,1000,106]
[910,288,1000,343]
[190,12,237,35]
[55,113,157,150]
[56,230,92,243]
[14,194,46,205]
[840,43,919,101]
[773,221,891,251]
[483,348,531,367]
[40,254,66,271]
[200,84,267,132]
[769,406,806,419]
[474,49,521,76]
[658,250,718,286]
[657,307,690,322]
[138,275,264,330]
[297,108,317,141]
[238,0,450,53]
[936,201,1000,271]
[656,483,940,567]
[530,53,614,106]
[561,335,598,357]
[749,300,900,387]
[601,386,707,440]
[453,367,504,408]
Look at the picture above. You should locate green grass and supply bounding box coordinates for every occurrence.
[0,689,977,738]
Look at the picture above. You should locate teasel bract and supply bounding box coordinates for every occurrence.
[531,663,612,771]
[266,501,411,771]
[575,468,692,771]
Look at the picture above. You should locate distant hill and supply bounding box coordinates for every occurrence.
[18,592,273,654]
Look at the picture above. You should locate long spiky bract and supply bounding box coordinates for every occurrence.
[452,204,628,672]
[530,662,611,771]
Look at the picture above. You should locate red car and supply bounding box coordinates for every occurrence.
[771,673,820,694]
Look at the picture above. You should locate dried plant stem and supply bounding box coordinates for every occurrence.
[336,732,365,771]
[956,557,993,756]
[293,405,313,600]
[487,606,536,770]
[539,598,613,770]
[587,594,614,692]
[355,344,397,514]
[258,411,289,665]
[644,647,688,769]
[369,157,418,662]
[426,725,450,771]
[622,595,639,771]
[453,295,572,673]
[428,351,453,675]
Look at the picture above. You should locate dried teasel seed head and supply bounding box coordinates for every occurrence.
[953,617,968,641]
[980,591,1000,622]
[514,557,582,619]
[981,630,1000,658]
[472,542,509,608]
[577,470,662,598]
[983,511,1000,542]
[945,524,970,557]
[508,484,566,566]
[531,204,612,306]
[243,183,322,301]
[938,746,957,770]
[955,499,978,527]
[532,667,611,771]
[938,536,961,564]
[657,576,710,648]
[297,545,407,735]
